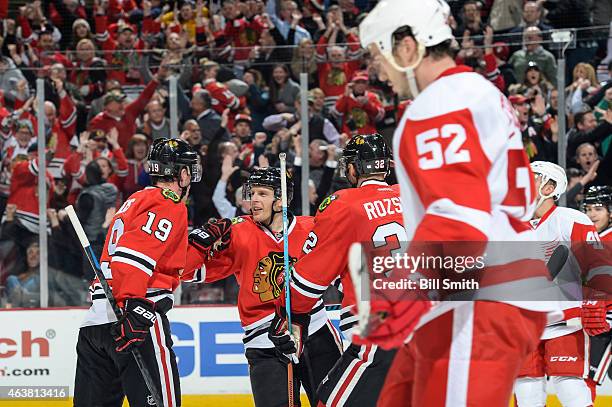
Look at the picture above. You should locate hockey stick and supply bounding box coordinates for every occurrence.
[65,205,164,407]
[348,243,373,337]
[279,153,295,407]
[545,245,582,328]
[547,244,569,279]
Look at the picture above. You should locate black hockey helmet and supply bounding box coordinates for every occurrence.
[243,167,293,204]
[341,133,391,182]
[147,138,202,183]
[582,185,612,212]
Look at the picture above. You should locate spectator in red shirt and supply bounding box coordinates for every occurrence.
[88,67,168,150]
[315,22,361,109]
[94,0,144,85]
[122,134,149,197]
[32,27,73,69]
[333,70,384,135]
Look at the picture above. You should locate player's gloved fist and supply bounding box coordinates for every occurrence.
[268,305,310,364]
[189,218,232,258]
[111,298,157,353]
[207,218,232,251]
[353,298,432,350]
[581,300,611,336]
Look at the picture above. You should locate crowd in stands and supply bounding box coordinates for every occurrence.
[0,0,610,307]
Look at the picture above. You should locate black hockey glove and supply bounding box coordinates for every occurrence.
[189,218,232,258]
[268,304,310,363]
[111,298,157,353]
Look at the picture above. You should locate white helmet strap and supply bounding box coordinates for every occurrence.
[535,173,556,210]
[382,42,426,98]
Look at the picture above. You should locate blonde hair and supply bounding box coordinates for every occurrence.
[310,88,325,98]
[572,63,598,86]
[290,38,317,78]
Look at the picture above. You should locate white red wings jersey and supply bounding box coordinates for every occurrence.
[284,181,404,340]
[82,187,188,327]
[394,65,562,321]
[531,205,611,339]
[184,215,331,349]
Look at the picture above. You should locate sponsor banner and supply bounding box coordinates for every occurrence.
[0,307,610,396]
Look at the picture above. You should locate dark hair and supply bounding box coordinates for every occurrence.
[463,0,481,9]
[193,89,212,109]
[574,107,593,126]
[85,161,104,186]
[393,26,454,60]
[608,60,612,72]
[271,64,290,84]
[566,167,581,179]
[426,40,456,60]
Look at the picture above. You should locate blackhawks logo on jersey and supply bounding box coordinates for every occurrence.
[349,107,367,129]
[231,217,246,225]
[327,68,347,86]
[318,194,338,213]
[161,188,180,203]
[252,251,296,302]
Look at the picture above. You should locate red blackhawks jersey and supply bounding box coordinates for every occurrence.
[183,215,331,349]
[82,186,188,327]
[282,181,404,341]
[599,226,612,242]
[333,91,385,135]
[531,205,611,339]
[394,65,562,326]
[203,79,240,115]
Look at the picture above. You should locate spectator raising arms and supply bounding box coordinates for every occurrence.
[88,64,168,149]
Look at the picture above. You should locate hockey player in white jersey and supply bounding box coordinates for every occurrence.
[514,161,610,407]
[358,1,562,405]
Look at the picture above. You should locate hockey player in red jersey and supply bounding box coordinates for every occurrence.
[73,138,229,407]
[581,186,612,395]
[268,133,411,406]
[514,162,611,407]
[184,167,342,407]
[358,1,562,405]
[583,186,612,242]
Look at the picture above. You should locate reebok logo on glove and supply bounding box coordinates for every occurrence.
[132,306,157,323]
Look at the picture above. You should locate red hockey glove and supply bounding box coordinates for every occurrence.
[581,301,611,336]
[111,298,157,353]
[352,297,432,350]
[268,305,310,363]
[189,218,232,258]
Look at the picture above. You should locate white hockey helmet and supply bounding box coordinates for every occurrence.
[530,161,568,201]
[359,0,453,97]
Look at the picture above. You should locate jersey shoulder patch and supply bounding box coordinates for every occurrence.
[161,188,181,203]
[231,216,247,225]
[318,194,339,213]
